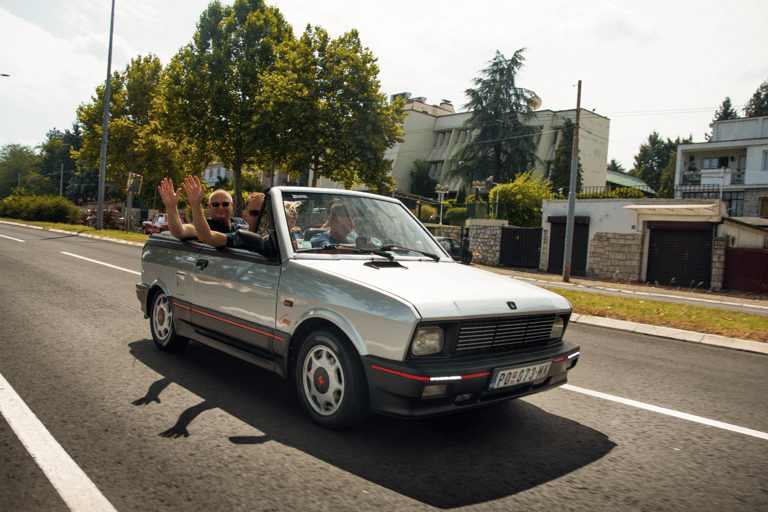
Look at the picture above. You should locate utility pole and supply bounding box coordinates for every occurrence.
[562,80,581,283]
[96,0,116,230]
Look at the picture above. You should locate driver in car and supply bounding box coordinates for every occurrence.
[310,202,357,248]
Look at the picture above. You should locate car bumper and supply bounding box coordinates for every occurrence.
[361,340,580,418]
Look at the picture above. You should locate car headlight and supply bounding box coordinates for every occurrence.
[411,326,444,356]
[550,316,566,339]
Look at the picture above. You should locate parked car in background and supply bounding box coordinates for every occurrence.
[77,208,90,225]
[137,187,579,429]
[435,236,462,261]
[142,213,188,234]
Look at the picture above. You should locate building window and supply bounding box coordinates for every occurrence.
[702,158,718,169]
[763,151,768,171]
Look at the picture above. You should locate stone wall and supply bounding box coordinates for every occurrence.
[466,219,507,266]
[587,232,644,281]
[711,236,728,291]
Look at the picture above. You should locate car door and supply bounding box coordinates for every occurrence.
[189,202,281,358]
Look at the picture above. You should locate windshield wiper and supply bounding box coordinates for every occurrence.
[298,244,395,261]
[379,245,440,261]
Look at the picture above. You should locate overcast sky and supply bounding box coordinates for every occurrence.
[2,0,767,171]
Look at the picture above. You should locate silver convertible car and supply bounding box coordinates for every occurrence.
[136,187,579,429]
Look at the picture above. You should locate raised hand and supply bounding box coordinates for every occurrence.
[181,175,206,206]
[158,178,182,208]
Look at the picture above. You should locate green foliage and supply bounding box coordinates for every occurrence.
[38,125,83,199]
[164,0,293,214]
[452,49,540,185]
[409,160,437,197]
[0,194,80,223]
[0,144,40,199]
[745,79,768,118]
[707,97,740,140]
[490,170,554,227]
[455,186,467,204]
[256,25,404,193]
[630,132,692,194]
[76,54,188,206]
[444,207,468,225]
[576,187,646,199]
[549,118,583,192]
[607,159,625,173]
[411,204,437,222]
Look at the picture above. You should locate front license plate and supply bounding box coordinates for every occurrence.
[487,361,552,390]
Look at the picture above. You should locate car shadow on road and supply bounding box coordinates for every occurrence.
[129,338,615,509]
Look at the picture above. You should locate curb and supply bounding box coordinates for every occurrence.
[571,313,768,356]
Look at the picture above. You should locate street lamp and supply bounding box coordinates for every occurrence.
[435,184,449,224]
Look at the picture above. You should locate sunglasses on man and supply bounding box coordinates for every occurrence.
[210,201,230,208]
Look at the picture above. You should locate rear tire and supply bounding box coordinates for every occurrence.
[296,330,370,429]
[150,291,188,353]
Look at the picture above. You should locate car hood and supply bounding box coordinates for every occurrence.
[291,259,572,320]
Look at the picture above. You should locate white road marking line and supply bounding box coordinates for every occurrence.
[61,252,140,275]
[0,233,26,242]
[563,384,768,441]
[0,372,118,512]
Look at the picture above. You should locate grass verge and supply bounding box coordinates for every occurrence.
[1,218,149,244]
[546,287,768,343]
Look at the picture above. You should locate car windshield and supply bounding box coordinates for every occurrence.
[280,190,446,260]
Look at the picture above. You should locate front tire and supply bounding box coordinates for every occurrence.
[150,291,188,353]
[296,330,370,429]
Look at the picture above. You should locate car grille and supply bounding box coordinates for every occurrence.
[454,314,555,356]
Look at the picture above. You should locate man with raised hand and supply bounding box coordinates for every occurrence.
[157,177,248,239]
[181,175,263,248]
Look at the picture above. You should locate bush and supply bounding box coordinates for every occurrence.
[577,187,646,199]
[0,195,80,223]
[444,207,468,225]
[411,204,437,222]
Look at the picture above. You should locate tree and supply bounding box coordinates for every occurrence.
[409,160,437,197]
[657,150,678,198]
[707,96,740,140]
[451,49,540,186]
[256,25,404,193]
[745,79,768,118]
[629,132,692,195]
[548,118,583,193]
[490,171,554,227]
[607,159,625,173]
[164,0,292,214]
[66,166,107,204]
[0,144,40,199]
[37,124,83,199]
[75,54,185,206]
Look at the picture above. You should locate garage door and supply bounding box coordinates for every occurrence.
[646,222,713,288]
[547,216,589,277]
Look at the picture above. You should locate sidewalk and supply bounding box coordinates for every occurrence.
[475,265,768,356]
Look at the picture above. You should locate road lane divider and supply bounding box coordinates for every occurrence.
[61,252,140,275]
[563,384,768,441]
[0,233,26,242]
[0,372,118,512]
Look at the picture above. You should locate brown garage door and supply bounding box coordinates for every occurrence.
[646,222,713,288]
[547,216,589,277]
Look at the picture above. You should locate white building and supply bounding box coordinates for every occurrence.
[675,115,768,217]
[384,93,611,194]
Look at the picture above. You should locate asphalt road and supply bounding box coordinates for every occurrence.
[1,222,767,512]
